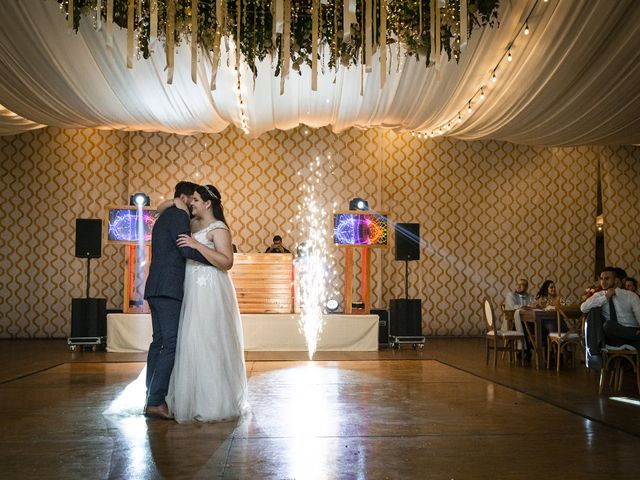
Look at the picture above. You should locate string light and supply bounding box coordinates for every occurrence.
[235,65,249,135]
[410,0,547,139]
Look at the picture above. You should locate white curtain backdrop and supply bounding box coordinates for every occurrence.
[1,0,640,145]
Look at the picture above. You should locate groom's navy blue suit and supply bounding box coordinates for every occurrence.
[144,205,210,407]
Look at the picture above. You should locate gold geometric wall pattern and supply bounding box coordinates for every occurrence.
[1,124,636,338]
[601,146,640,273]
[0,128,129,338]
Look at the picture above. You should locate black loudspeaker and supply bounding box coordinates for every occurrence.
[371,309,389,344]
[390,299,422,336]
[71,298,107,337]
[75,219,102,259]
[395,223,420,261]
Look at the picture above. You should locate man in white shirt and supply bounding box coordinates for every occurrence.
[504,278,534,354]
[505,278,534,310]
[581,267,640,368]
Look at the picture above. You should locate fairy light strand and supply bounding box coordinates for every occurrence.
[411,0,548,139]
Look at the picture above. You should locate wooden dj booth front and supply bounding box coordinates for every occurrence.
[107,253,378,352]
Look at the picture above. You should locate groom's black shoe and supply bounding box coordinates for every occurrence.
[144,402,174,420]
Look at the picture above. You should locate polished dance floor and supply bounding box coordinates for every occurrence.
[1,339,639,478]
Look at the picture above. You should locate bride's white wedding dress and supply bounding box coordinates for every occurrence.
[166,220,249,423]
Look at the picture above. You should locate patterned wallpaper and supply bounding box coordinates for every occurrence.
[0,125,636,338]
[601,146,640,272]
[0,128,129,338]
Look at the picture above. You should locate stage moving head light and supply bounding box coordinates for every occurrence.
[129,193,150,207]
[349,197,368,211]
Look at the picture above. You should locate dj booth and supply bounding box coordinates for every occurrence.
[103,247,379,352]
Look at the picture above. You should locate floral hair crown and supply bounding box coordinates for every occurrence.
[203,185,219,201]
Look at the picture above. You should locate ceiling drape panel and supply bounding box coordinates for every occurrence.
[0,104,44,136]
[0,0,639,145]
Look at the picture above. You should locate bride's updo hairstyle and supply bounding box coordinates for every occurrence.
[197,184,227,225]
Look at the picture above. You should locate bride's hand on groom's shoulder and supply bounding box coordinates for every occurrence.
[177,233,198,249]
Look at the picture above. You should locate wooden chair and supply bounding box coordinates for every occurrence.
[598,345,640,395]
[500,304,516,330]
[484,298,525,367]
[546,303,583,372]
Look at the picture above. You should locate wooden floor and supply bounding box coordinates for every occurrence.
[1,338,639,479]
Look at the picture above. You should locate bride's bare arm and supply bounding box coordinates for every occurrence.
[176,228,234,271]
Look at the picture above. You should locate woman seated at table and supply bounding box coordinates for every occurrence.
[532,280,560,309]
[532,279,567,337]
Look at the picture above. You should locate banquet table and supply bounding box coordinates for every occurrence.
[519,305,583,369]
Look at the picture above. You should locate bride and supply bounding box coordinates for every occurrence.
[166,184,249,423]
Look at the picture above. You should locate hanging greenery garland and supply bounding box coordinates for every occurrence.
[57,0,499,79]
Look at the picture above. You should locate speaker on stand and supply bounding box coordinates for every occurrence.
[68,219,107,351]
[389,223,425,350]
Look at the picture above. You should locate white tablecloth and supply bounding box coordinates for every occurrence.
[106,313,379,352]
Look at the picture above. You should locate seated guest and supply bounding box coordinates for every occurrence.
[582,266,640,369]
[505,278,534,310]
[265,235,291,253]
[532,280,567,342]
[505,278,534,354]
[624,277,638,295]
[532,280,560,309]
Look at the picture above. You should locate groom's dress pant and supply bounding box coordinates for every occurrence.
[146,296,182,407]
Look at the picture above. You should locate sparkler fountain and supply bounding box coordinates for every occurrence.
[292,154,338,360]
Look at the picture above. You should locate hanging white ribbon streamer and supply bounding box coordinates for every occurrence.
[191,0,198,84]
[275,0,284,34]
[419,0,422,40]
[210,0,223,90]
[167,0,175,84]
[460,0,468,49]
[106,0,113,47]
[435,0,441,78]
[344,0,356,42]
[365,0,372,70]
[280,0,291,95]
[127,0,134,69]
[430,0,435,62]
[380,0,386,88]
[150,0,158,41]
[67,0,73,30]
[312,0,319,91]
[96,0,102,31]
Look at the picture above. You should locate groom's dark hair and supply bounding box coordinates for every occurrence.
[174,181,199,198]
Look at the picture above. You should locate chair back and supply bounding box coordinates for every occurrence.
[484,298,495,332]
[556,302,584,338]
[501,303,516,331]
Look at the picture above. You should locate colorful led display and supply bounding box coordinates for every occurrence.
[107,208,158,244]
[333,213,388,246]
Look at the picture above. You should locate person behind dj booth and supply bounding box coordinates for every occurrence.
[265,235,291,253]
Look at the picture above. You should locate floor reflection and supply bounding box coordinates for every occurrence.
[247,362,368,480]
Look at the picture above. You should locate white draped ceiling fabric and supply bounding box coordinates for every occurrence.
[1,0,640,145]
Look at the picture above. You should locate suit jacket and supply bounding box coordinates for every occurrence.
[144,206,211,300]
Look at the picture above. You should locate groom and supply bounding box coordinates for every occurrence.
[144,181,211,419]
